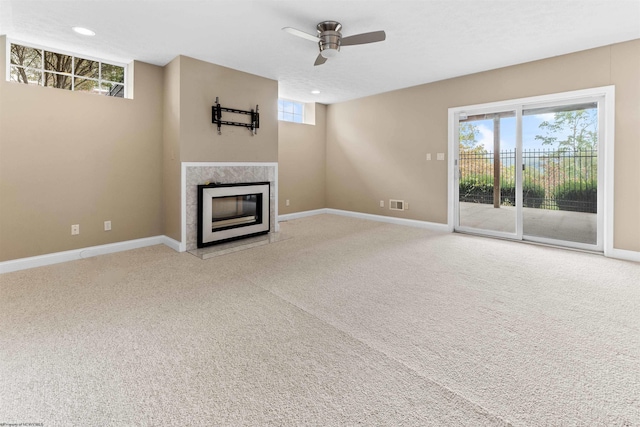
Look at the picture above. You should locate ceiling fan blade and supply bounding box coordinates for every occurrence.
[314,54,327,66]
[341,30,386,46]
[282,27,319,42]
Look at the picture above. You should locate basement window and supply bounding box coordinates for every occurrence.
[278,99,304,123]
[8,41,127,98]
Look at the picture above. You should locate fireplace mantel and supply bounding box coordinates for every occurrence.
[181,162,278,252]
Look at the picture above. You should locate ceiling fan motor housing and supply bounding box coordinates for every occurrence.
[317,21,342,57]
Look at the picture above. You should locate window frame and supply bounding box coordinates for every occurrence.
[447,85,615,255]
[6,39,128,98]
[278,99,305,123]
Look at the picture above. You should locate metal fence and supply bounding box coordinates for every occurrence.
[459,149,597,213]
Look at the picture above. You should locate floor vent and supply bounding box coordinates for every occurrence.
[389,199,404,211]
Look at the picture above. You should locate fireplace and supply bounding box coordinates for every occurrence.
[197,182,270,247]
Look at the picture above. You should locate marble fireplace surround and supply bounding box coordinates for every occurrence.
[181,162,278,252]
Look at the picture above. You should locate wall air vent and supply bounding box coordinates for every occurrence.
[389,199,404,211]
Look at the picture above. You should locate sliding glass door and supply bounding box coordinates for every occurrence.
[457,109,517,238]
[452,93,604,251]
[521,102,599,245]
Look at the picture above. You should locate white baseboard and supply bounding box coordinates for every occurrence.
[325,209,450,232]
[606,247,640,263]
[278,209,328,221]
[159,235,182,252]
[0,236,182,274]
[278,208,449,233]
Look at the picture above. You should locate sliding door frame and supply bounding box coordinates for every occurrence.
[452,104,522,241]
[447,86,615,254]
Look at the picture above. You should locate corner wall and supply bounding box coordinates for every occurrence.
[162,57,182,241]
[278,103,327,214]
[325,39,640,253]
[0,36,165,262]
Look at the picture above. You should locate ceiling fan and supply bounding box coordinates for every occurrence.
[282,21,386,66]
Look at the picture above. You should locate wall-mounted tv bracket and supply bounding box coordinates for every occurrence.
[212,97,259,135]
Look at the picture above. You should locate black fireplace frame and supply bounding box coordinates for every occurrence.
[197,182,270,248]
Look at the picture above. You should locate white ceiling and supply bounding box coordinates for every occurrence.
[1,0,639,104]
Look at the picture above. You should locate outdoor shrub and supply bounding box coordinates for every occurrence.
[500,185,516,206]
[554,180,597,213]
[499,182,545,207]
[523,182,545,208]
[459,176,494,204]
[460,176,545,208]
[459,176,517,206]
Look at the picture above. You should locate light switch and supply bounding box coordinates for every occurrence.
[437,152,445,161]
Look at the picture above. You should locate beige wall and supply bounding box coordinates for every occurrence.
[278,104,326,214]
[0,36,165,262]
[179,56,278,163]
[326,40,640,252]
[610,41,640,251]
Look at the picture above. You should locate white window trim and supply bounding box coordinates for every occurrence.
[6,38,130,98]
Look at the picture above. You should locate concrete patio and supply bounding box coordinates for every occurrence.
[459,202,597,245]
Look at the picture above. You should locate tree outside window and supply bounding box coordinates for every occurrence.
[9,42,126,97]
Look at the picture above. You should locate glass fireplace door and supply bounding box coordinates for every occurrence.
[212,194,260,231]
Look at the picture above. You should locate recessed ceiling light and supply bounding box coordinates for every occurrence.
[311,90,321,94]
[72,27,96,36]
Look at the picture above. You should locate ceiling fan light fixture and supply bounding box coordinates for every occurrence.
[283,20,385,66]
[320,47,339,58]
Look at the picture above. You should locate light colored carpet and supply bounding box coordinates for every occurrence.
[1,214,638,426]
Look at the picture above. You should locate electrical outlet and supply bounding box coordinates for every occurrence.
[426,153,432,161]
[405,202,410,210]
[437,152,445,161]
[71,224,80,235]
[104,220,112,231]
[285,199,290,207]
[380,200,384,208]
